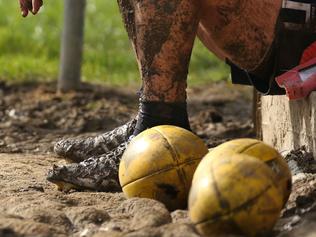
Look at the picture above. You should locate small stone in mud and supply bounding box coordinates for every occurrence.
[171,210,190,224]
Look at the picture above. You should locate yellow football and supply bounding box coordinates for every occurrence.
[119,125,208,210]
[207,138,292,206]
[189,153,284,237]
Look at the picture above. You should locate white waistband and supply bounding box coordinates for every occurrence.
[282,0,314,22]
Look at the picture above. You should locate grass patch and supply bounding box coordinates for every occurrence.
[0,0,229,86]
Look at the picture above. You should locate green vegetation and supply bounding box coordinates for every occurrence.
[0,0,229,86]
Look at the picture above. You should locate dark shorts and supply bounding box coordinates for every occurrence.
[229,0,316,95]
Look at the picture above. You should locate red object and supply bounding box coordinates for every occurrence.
[276,57,316,100]
[301,41,316,64]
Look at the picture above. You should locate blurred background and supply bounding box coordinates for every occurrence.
[0,0,253,157]
[0,0,229,87]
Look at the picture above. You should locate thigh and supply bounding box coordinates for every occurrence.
[198,0,282,71]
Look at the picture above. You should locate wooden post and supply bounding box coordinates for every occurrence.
[253,89,262,140]
[58,0,86,92]
[261,93,316,156]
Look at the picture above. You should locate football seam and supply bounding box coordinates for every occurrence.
[193,184,278,226]
[121,157,201,188]
[238,141,261,153]
[152,127,193,191]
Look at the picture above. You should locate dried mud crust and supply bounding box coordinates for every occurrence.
[0,81,254,154]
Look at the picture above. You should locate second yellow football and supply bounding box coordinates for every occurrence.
[189,153,284,237]
[206,138,292,205]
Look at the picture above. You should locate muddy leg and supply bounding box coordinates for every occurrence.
[118,0,201,135]
[49,0,202,191]
[54,0,200,162]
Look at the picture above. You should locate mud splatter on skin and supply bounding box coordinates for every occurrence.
[223,27,269,72]
[211,0,269,70]
[214,0,246,30]
[141,1,178,69]
[117,0,200,102]
[198,0,280,71]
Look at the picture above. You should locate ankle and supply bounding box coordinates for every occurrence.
[133,101,191,136]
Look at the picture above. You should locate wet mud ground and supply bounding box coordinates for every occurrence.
[0,81,315,237]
